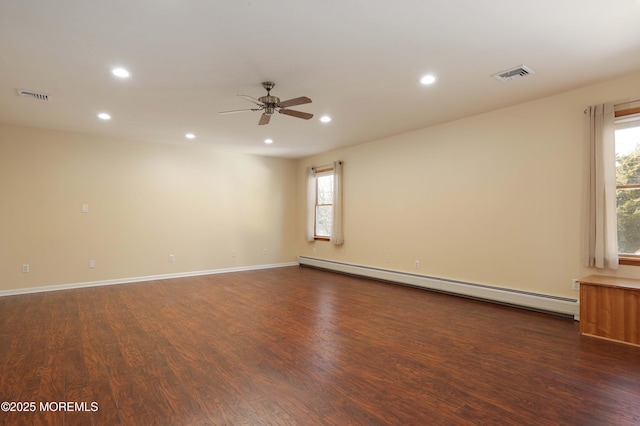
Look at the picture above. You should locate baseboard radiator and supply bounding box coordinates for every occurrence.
[298,256,578,319]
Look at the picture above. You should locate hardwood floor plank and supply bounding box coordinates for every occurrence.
[76,288,122,426]
[1,293,48,426]
[0,295,32,404]
[1,266,639,425]
[34,292,72,426]
[118,284,214,424]
[98,286,177,425]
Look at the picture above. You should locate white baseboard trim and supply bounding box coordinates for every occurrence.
[299,256,578,319]
[0,262,299,297]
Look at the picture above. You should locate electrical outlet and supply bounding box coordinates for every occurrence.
[415,260,420,269]
[89,259,96,269]
[232,251,237,258]
[22,264,30,273]
[81,203,89,213]
[169,254,174,262]
[262,248,267,255]
[572,279,580,291]
[385,255,391,263]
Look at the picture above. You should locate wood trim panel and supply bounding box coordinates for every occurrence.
[619,257,640,267]
[615,106,640,117]
[578,275,640,347]
[577,275,640,290]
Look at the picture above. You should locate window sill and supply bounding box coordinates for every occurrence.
[314,236,330,241]
[619,256,640,266]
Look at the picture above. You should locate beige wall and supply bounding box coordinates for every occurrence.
[4,70,640,296]
[0,124,297,291]
[297,70,640,298]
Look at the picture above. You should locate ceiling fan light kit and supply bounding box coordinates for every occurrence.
[219,82,313,125]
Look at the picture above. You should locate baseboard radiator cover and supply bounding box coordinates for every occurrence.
[0,262,299,297]
[298,256,578,319]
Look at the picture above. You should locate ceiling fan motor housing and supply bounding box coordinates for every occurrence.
[259,95,279,115]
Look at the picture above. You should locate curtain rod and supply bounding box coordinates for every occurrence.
[583,99,640,115]
[311,161,343,171]
[615,100,640,108]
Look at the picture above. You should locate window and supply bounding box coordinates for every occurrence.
[614,107,640,264]
[314,168,334,239]
[306,161,343,245]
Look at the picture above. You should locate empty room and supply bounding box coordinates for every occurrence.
[1,1,640,425]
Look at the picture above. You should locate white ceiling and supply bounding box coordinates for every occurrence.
[1,1,640,158]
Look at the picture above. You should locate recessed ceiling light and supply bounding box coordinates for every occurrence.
[185,133,196,139]
[264,138,273,144]
[419,74,436,85]
[320,115,332,123]
[97,112,111,120]
[111,67,130,78]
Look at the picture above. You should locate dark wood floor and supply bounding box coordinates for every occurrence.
[1,266,639,425]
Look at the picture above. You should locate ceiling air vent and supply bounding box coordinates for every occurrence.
[17,89,51,102]
[492,65,535,82]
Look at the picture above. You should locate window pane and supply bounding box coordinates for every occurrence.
[316,205,332,237]
[615,125,640,185]
[317,174,334,204]
[617,187,640,254]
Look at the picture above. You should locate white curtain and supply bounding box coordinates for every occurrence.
[330,161,344,245]
[306,167,316,242]
[585,103,618,269]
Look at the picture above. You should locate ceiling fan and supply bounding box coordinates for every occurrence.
[219,82,313,125]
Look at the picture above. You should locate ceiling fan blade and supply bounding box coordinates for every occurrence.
[258,113,271,125]
[218,108,260,115]
[279,109,313,120]
[278,96,312,108]
[238,94,264,106]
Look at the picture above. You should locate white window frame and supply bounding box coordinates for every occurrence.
[614,106,640,265]
[314,167,334,240]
